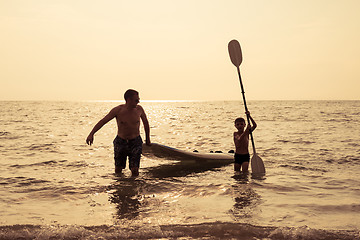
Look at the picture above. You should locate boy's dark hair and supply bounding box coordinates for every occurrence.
[235,117,245,124]
[124,89,139,101]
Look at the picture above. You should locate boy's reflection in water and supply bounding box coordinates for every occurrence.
[230,172,261,220]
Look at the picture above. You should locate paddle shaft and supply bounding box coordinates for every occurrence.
[236,66,257,154]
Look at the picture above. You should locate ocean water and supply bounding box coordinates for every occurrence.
[0,100,359,239]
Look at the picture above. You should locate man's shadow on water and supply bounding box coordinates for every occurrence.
[107,176,145,220]
[146,161,231,179]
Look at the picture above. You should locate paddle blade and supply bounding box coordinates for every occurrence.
[251,153,265,174]
[228,39,243,67]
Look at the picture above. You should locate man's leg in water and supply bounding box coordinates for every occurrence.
[113,136,127,174]
[115,166,123,174]
[129,136,142,177]
[130,167,139,177]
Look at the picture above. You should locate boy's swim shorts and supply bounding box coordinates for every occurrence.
[234,153,250,164]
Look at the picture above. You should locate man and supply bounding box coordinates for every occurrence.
[86,89,151,176]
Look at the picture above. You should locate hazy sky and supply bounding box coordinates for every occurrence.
[1,0,359,101]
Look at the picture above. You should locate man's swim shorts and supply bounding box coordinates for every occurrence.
[113,135,143,169]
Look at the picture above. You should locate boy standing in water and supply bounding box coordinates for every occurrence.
[233,111,257,172]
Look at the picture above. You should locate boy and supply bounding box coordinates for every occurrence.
[233,111,257,172]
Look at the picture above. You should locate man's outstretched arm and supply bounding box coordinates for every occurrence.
[86,108,117,145]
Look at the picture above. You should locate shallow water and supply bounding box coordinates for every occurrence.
[0,100,359,239]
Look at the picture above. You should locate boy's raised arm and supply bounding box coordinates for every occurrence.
[246,111,257,132]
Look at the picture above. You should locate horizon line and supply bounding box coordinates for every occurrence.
[0,99,359,102]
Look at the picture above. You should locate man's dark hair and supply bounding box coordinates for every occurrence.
[124,89,139,101]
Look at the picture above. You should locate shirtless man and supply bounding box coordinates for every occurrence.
[233,111,257,172]
[86,89,151,176]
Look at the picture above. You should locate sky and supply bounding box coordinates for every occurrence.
[1,0,359,101]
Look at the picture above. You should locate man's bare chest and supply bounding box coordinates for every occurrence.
[116,109,141,124]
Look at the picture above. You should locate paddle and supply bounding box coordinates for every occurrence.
[228,39,265,174]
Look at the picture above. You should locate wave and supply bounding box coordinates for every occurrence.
[26,143,59,153]
[8,160,91,169]
[0,131,10,137]
[10,160,59,168]
[325,155,360,165]
[278,164,328,173]
[0,176,50,186]
[0,176,103,201]
[0,222,358,240]
[298,203,360,213]
[277,139,315,145]
[0,131,21,140]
